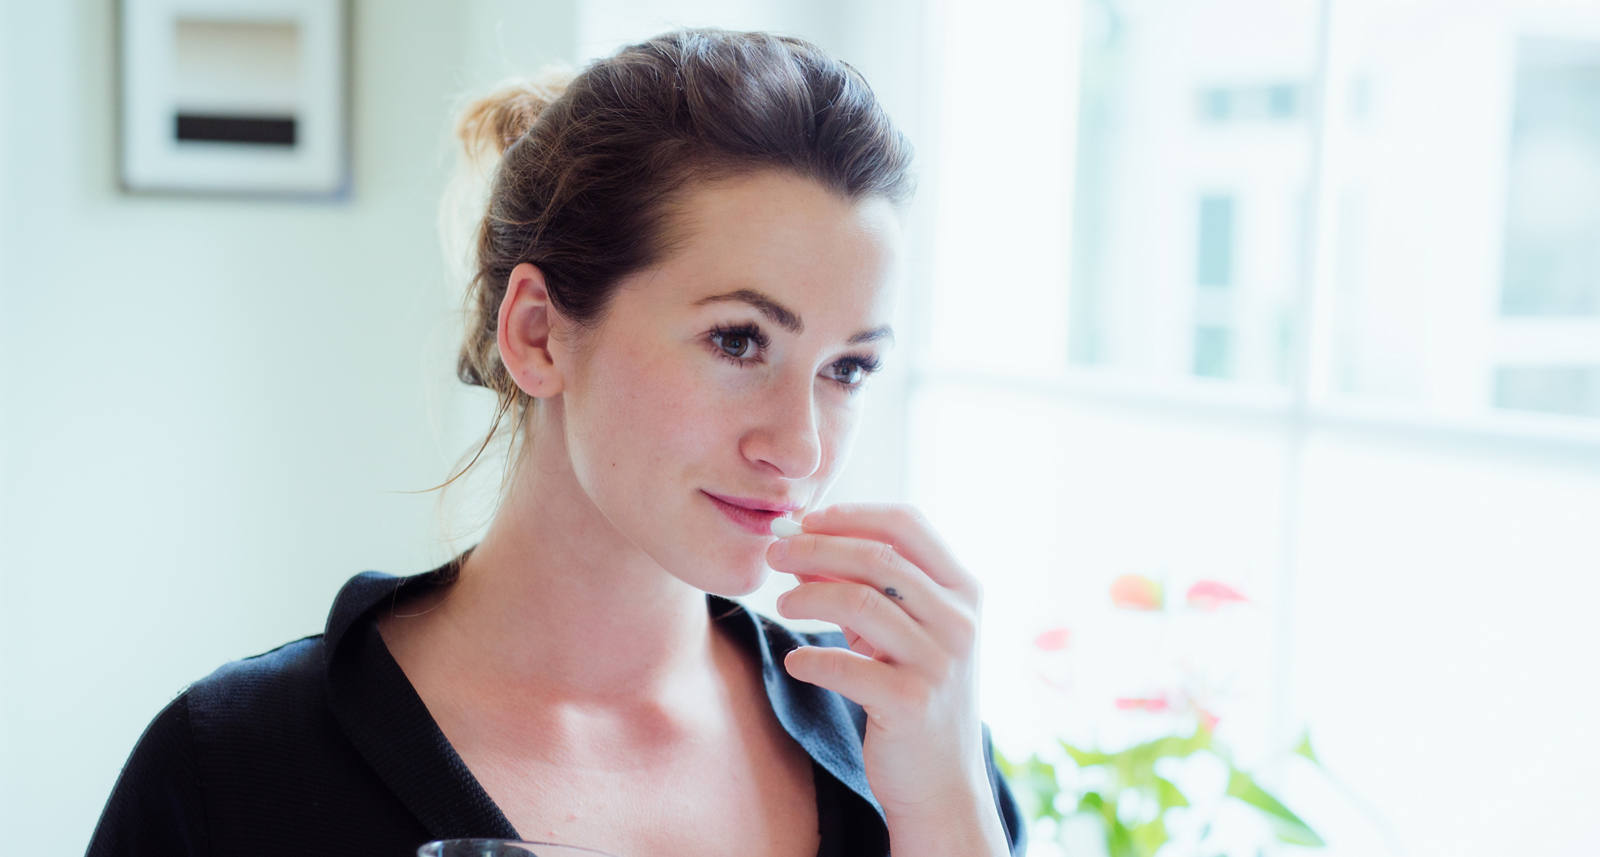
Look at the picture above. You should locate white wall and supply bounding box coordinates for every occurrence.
[0,0,579,847]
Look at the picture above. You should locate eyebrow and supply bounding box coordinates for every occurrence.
[693,288,895,345]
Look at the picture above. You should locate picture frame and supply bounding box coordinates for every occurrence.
[117,0,350,198]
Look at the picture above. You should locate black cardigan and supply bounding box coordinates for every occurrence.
[87,562,1028,856]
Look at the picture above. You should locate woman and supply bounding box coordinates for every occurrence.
[88,28,1026,857]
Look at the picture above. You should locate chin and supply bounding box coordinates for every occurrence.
[685,552,772,599]
[645,534,770,599]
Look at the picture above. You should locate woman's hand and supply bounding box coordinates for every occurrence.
[766,503,1009,855]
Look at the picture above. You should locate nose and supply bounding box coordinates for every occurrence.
[741,374,824,479]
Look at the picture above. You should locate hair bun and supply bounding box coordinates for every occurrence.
[455,68,576,160]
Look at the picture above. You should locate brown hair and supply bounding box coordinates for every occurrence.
[438,27,914,495]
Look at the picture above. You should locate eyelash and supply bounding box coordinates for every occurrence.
[706,323,882,392]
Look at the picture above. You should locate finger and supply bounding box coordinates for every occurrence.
[842,627,877,658]
[783,644,921,717]
[768,533,966,632]
[778,582,943,668]
[799,503,979,597]
[785,575,875,655]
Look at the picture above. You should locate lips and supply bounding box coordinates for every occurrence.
[702,491,800,536]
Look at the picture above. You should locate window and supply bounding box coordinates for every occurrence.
[1501,39,1600,317]
[1491,38,1600,419]
[1193,324,1233,378]
[913,2,1600,856]
[1494,366,1600,417]
[1196,194,1235,289]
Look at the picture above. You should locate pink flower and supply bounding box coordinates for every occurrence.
[1033,627,1072,651]
[1198,708,1222,731]
[1114,695,1173,713]
[1033,668,1074,694]
[1185,580,1249,611]
[1110,574,1164,611]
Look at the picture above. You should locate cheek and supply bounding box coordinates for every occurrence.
[814,396,862,472]
[585,351,730,463]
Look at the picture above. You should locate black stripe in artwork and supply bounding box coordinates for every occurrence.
[174,114,298,146]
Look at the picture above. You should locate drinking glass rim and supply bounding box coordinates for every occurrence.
[417,838,619,856]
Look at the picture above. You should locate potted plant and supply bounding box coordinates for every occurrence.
[997,574,1329,857]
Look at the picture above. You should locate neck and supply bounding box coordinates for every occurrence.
[409,419,729,707]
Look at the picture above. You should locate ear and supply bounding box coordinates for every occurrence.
[497,262,566,398]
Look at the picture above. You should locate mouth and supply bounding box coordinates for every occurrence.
[702,491,800,536]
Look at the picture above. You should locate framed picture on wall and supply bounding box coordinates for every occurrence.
[117,0,350,198]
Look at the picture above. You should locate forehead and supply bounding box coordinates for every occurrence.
[630,170,902,324]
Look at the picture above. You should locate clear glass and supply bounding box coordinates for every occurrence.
[417,841,619,857]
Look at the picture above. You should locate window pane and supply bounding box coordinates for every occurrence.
[1193,324,1233,378]
[925,0,1075,374]
[1066,0,1319,386]
[1196,194,1235,288]
[1500,38,1600,317]
[1494,365,1600,417]
[1324,2,1600,420]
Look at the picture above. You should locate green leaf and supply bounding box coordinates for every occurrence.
[1106,815,1138,857]
[1153,775,1190,809]
[1295,731,1322,766]
[1129,729,1211,761]
[1095,793,1123,833]
[994,750,1020,779]
[1225,769,1326,847]
[1077,792,1143,857]
[995,753,1062,823]
[1060,739,1114,767]
[1130,816,1169,856]
[1061,725,1212,778]
[1111,752,1143,791]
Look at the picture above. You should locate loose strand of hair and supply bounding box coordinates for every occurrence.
[394,383,519,496]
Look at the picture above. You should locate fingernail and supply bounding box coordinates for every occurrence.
[768,537,789,561]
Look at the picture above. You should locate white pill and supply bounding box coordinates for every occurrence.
[770,517,804,537]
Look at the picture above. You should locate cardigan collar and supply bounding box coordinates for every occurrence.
[321,557,883,842]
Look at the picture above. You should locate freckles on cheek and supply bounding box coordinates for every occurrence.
[659,399,714,450]
[633,366,712,441]
[815,412,855,474]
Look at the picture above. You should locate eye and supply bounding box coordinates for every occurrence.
[715,332,756,360]
[707,323,769,365]
[827,362,863,386]
[823,355,882,391]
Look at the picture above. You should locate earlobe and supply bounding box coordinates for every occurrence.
[497,262,566,398]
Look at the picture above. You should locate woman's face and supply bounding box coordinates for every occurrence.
[551,169,901,596]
